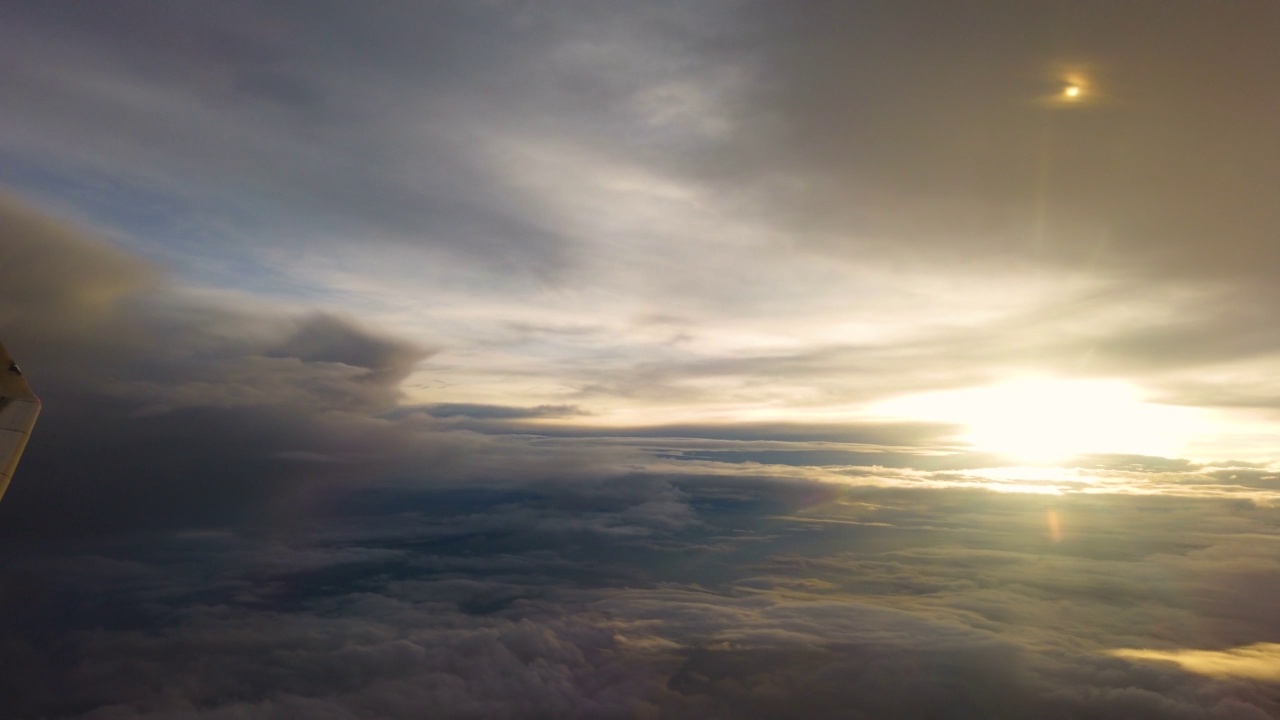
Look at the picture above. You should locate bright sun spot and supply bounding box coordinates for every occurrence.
[1064,85,1081,98]
[870,377,1208,462]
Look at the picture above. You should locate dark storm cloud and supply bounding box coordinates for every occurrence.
[0,191,425,401]
[270,314,427,387]
[0,192,157,377]
[0,193,446,534]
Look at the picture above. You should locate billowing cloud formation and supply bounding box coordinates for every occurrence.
[4,482,1280,718]
[0,191,423,407]
[0,193,442,534]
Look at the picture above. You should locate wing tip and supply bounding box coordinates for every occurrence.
[0,340,37,401]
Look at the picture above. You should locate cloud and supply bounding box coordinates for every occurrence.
[418,403,588,420]
[270,314,429,386]
[0,191,157,378]
[4,6,1280,715]
[0,0,668,280]
[5,191,1279,543]
[4,481,1280,718]
[748,1,1280,276]
[486,419,962,446]
[7,1,1280,429]
[0,194,448,535]
[1111,643,1280,683]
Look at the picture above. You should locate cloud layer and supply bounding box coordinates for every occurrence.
[4,194,1278,716]
[4,1,1280,440]
[3,3,1280,717]
[4,480,1280,718]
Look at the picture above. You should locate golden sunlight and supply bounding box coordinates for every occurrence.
[1043,68,1092,106]
[870,377,1208,462]
[1110,643,1280,682]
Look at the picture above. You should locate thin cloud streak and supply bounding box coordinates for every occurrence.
[1111,643,1280,682]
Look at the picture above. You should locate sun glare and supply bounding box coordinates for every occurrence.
[871,377,1207,462]
[1045,68,1092,106]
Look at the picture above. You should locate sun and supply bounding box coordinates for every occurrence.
[870,377,1207,462]
[1042,67,1093,106]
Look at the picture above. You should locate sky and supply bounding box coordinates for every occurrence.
[2,1,1280,718]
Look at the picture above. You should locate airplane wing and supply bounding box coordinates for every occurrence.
[0,340,40,503]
